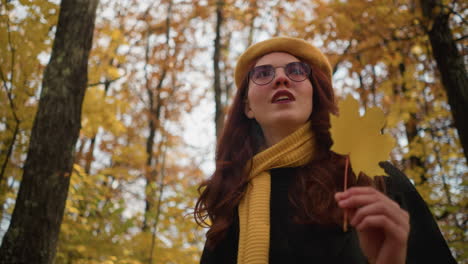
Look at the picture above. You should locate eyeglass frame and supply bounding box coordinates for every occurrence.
[248,61,312,86]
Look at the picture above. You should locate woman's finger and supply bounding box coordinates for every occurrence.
[337,187,402,211]
[355,214,409,243]
[350,201,410,231]
[336,186,385,200]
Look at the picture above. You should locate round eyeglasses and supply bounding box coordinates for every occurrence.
[248,62,311,86]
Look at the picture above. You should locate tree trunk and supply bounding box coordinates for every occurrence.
[213,0,224,141]
[246,0,258,47]
[0,1,99,263]
[420,0,468,161]
[142,0,172,232]
[404,113,428,184]
[398,61,428,184]
[148,139,168,264]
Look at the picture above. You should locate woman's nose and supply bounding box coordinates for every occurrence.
[274,68,289,87]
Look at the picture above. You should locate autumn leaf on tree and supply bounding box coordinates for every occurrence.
[330,96,395,178]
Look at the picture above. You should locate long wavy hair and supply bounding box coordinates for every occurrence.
[194,57,381,248]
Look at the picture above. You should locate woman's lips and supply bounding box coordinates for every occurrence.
[271,90,295,103]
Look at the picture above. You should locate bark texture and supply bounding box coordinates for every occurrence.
[420,0,468,161]
[0,0,99,263]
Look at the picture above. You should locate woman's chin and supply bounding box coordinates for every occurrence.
[270,116,308,128]
[260,117,308,133]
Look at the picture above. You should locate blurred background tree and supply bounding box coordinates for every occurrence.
[0,0,466,263]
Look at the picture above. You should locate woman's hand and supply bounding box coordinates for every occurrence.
[335,187,410,264]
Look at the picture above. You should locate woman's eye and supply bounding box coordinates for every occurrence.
[255,69,272,78]
[293,68,303,74]
[289,67,303,75]
[287,63,305,75]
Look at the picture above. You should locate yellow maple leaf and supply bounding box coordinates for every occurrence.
[330,96,395,178]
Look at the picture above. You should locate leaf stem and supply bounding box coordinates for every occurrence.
[343,154,349,232]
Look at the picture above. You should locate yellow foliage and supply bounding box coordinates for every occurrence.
[411,45,423,56]
[81,88,127,137]
[386,100,409,128]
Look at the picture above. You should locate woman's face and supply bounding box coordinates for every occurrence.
[244,52,313,133]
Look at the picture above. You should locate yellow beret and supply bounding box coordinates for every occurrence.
[234,37,332,89]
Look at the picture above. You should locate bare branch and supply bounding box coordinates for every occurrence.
[0,68,10,95]
[87,73,125,87]
[0,5,21,184]
[455,35,468,42]
[436,2,468,26]
[0,122,19,185]
[0,2,19,124]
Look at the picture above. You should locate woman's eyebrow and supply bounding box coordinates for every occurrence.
[255,61,298,67]
[254,64,273,67]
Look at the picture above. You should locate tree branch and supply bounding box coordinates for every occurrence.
[455,35,468,42]
[0,4,20,185]
[87,73,125,87]
[0,122,19,185]
[436,2,468,26]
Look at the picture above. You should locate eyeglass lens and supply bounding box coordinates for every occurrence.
[249,62,311,85]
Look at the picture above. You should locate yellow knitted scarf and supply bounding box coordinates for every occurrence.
[237,122,315,264]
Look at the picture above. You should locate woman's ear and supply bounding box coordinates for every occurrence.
[244,100,255,119]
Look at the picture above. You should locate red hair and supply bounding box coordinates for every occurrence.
[194,61,378,248]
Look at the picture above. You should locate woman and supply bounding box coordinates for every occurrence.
[194,37,456,264]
